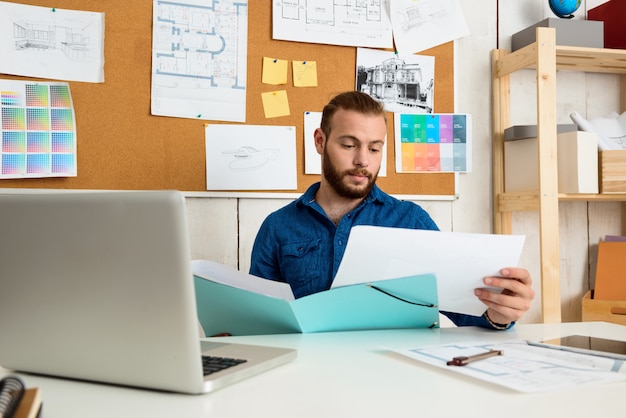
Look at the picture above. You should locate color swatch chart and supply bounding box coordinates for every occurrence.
[394,113,472,173]
[0,80,77,179]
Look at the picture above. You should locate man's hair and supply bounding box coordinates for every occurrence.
[320,91,386,139]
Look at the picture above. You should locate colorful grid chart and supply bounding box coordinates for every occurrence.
[0,80,77,179]
[395,113,472,173]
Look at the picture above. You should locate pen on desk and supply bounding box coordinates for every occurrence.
[446,349,503,366]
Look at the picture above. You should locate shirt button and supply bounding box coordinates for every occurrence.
[338,241,343,246]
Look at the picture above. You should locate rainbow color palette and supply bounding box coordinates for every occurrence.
[1,80,77,178]
[394,113,472,173]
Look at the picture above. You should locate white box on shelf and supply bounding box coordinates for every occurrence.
[504,131,598,194]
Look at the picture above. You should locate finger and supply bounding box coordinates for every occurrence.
[484,276,532,297]
[498,267,532,286]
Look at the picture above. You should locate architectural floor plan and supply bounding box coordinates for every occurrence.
[151,0,248,122]
[272,0,393,48]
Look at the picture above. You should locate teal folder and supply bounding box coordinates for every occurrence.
[194,273,439,336]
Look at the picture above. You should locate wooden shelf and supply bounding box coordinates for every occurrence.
[492,27,626,324]
[498,192,626,212]
[495,43,626,78]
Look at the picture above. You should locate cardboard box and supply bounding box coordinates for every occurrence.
[511,18,604,51]
[582,290,626,326]
[588,0,626,49]
[504,131,599,193]
[600,150,626,193]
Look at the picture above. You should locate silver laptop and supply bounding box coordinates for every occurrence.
[0,190,296,394]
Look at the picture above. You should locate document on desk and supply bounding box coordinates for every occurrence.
[392,340,626,393]
[332,226,525,316]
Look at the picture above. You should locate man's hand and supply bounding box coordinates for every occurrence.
[474,267,535,325]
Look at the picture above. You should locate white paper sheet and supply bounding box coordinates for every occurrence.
[205,124,297,190]
[272,0,393,48]
[389,0,469,55]
[151,0,248,122]
[392,340,626,393]
[191,260,295,301]
[0,2,104,83]
[332,226,525,316]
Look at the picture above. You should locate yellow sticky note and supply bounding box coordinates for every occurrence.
[262,57,288,85]
[292,60,318,87]
[261,90,290,118]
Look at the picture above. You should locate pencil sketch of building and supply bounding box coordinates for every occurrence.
[12,16,96,61]
[357,56,433,113]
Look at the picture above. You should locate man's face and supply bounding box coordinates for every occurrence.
[315,108,386,199]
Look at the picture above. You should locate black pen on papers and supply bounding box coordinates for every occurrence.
[446,349,503,366]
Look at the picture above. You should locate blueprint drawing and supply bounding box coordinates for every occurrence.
[151,0,248,122]
[272,0,393,48]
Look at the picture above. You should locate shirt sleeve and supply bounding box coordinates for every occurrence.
[440,310,515,331]
[249,217,281,281]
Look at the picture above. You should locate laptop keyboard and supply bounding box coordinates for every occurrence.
[202,355,247,376]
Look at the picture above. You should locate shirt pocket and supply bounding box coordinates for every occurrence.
[280,239,322,294]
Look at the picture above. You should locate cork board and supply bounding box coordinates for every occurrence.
[1,0,455,195]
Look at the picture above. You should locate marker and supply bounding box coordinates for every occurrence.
[446,349,503,366]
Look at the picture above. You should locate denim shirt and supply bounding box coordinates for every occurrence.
[250,182,508,330]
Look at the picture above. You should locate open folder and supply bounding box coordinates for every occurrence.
[192,260,439,336]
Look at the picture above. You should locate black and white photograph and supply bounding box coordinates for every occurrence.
[356,47,435,114]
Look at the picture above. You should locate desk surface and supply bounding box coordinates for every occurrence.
[2,322,625,418]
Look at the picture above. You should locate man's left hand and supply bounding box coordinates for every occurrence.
[474,267,535,325]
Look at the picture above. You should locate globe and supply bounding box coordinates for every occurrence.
[548,0,582,19]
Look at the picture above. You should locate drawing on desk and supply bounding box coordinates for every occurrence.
[151,0,248,122]
[0,2,104,82]
[393,340,626,393]
[272,0,393,48]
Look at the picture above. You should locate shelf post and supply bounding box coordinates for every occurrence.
[535,27,561,323]
[491,49,512,235]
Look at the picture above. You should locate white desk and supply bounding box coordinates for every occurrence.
[2,322,624,418]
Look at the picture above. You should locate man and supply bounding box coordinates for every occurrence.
[250,91,534,330]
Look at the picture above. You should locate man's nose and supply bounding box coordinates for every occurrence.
[354,148,369,167]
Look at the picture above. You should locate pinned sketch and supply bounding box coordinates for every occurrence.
[356,48,434,114]
[272,0,393,48]
[222,146,280,171]
[151,0,248,122]
[389,0,469,55]
[0,2,104,83]
[205,124,296,190]
[0,79,77,179]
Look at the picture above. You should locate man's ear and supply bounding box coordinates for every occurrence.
[313,128,325,154]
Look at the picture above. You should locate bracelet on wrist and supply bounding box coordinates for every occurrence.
[483,310,510,330]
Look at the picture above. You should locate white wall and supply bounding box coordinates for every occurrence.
[184,0,619,324]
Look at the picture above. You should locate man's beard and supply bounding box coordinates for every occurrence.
[322,148,378,199]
